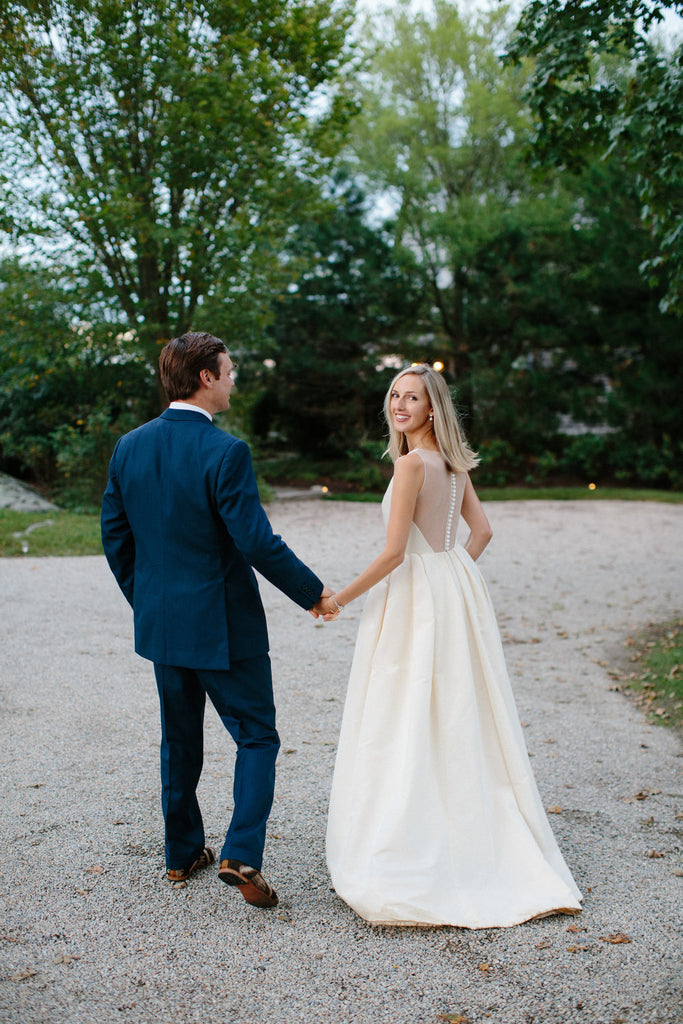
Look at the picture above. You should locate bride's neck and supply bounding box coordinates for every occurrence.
[406,430,438,452]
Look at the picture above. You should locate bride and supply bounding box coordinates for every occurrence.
[319,364,582,927]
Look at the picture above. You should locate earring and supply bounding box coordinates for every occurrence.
[429,414,434,421]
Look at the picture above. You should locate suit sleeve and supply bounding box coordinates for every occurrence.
[215,439,324,610]
[101,441,136,607]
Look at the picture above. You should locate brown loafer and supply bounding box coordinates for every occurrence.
[167,846,215,884]
[218,859,278,908]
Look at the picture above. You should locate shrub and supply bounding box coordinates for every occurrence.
[51,404,141,512]
[474,439,524,487]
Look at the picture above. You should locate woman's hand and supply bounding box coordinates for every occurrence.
[461,475,493,560]
[318,594,343,621]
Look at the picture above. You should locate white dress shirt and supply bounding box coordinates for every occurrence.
[168,401,212,421]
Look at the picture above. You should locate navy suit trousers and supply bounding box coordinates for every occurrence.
[153,656,280,872]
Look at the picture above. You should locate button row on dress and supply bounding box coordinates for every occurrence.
[444,473,457,550]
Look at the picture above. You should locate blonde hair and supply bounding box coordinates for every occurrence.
[383,364,479,472]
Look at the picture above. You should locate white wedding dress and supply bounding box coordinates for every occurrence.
[326,449,582,928]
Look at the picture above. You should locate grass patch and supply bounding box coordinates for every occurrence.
[617,621,683,731]
[323,491,385,503]
[0,510,102,557]
[476,487,683,503]
[324,486,683,504]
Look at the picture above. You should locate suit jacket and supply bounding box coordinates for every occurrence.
[101,408,323,670]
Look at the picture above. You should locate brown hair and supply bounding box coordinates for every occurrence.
[159,332,227,401]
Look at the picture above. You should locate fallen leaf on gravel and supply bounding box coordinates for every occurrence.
[633,789,661,800]
[54,954,80,964]
[547,806,562,814]
[599,933,631,944]
[566,924,585,933]
[11,969,37,981]
[478,963,491,974]
[85,865,104,874]
[647,850,666,858]
[567,945,590,952]
[535,940,552,949]
[437,1015,469,1023]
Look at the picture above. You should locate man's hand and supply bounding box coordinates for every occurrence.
[309,586,340,620]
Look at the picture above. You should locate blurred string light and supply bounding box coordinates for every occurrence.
[410,361,445,372]
[588,483,597,491]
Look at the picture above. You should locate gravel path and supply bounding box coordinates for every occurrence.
[1,497,682,1023]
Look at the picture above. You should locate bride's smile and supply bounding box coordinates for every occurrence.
[389,374,433,439]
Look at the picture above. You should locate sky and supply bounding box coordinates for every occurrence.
[355,0,683,43]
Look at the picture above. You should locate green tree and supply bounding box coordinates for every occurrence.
[0,258,154,499]
[351,1,682,487]
[0,0,357,401]
[507,0,683,314]
[351,0,535,420]
[464,158,683,487]
[241,179,422,459]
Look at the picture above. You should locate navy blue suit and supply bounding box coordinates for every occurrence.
[101,408,323,871]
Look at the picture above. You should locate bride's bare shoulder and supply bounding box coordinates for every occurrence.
[394,450,426,475]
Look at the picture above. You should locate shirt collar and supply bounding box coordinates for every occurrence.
[168,401,212,421]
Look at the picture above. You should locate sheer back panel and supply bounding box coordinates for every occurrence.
[413,449,466,551]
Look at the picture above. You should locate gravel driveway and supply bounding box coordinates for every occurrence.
[1,496,682,1023]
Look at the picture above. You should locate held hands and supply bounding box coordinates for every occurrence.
[309,586,343,621]
[318,594,342,621]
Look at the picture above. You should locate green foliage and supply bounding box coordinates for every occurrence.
[242,179,422,456]
[1,1,681,500]
[254,448,391,494]
[340,1,681,489]
[0,0,358,374]
[51,403,142,512]
[0,259,156,500]
[342,440,387,491]
[354,1,535,390]
[507,0,683,314]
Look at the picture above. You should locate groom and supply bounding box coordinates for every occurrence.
[101,331,330,909]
